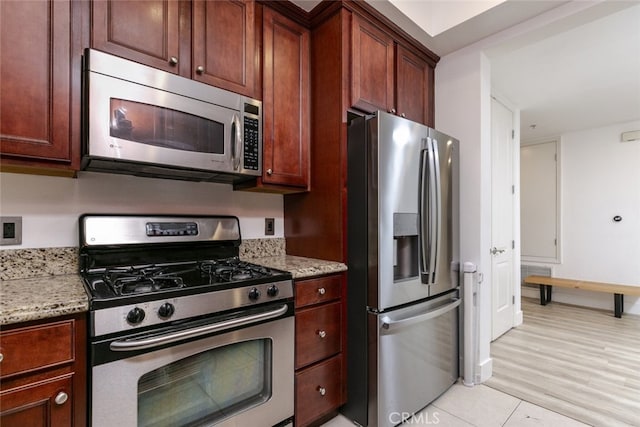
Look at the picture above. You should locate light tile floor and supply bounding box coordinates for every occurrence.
[321,383,589,427]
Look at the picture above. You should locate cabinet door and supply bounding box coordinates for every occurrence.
[192,0,257,98]
[0,376,73,427]
[350,14,394,114]
[262,7,310,188]
[0,0,76,164]
[92,0,186,75]
[396,44,434,126]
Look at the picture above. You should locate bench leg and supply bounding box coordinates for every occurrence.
[539,285,553,305]
[614,293,624,318]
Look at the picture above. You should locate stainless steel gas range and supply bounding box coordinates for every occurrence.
[79,214,294,427]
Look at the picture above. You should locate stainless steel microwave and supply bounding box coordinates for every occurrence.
[81,49,262,183]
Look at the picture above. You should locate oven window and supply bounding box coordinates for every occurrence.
[137,339,272,427]
[109,98,225,154]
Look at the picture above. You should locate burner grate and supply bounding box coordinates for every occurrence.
[105,265,187,295]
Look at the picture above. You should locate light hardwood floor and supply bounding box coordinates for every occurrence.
[485,297,640,427]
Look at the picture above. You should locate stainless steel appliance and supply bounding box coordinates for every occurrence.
[82,49,262,183]
[343,111,460,427]
[79,215,293,427]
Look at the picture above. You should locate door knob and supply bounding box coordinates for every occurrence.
[490,247,505,255]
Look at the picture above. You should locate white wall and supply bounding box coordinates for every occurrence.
[523,120,640,314]
[436,49,493,383]
[435,0,620,383]
[0,171,284,248]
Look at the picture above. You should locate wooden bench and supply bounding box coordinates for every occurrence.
[523,275,640,318]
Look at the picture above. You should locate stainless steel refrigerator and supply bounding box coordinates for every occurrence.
[343,111,460,427]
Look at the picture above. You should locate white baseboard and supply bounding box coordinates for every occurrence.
[514,309,523,326]
[476,357,493,383]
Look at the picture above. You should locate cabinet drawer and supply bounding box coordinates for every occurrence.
[295,275,342,308]
[295,302,341,369]
[0,375,73,425]
[295,354,342,427]
[0,321,74,379]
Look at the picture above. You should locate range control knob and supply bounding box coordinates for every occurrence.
[126,307,146,325]
[248,287,261,301]
[267,285,279,297]
[158,302,175,319]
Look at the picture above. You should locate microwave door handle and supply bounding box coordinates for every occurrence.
[231,113,242,171]
[430,138,442,284]
[419,146,431,284]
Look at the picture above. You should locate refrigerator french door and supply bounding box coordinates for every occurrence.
[344,111,460,427]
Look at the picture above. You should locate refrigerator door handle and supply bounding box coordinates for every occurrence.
[418,146,432,284]
[380,298,461,331]
[430,138,442,284]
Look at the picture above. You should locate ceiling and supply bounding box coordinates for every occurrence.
[290,0,640,141]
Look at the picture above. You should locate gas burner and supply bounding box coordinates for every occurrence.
[104,265,186,295]
[198,258,275,284]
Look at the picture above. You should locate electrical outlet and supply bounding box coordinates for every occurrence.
[265,218,275,236]
[1,216,22,245]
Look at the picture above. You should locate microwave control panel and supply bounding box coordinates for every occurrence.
[243,116,260,171]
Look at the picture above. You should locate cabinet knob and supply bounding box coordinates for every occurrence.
[54,391,69,405]
[0,353,3,363]
[317,330,327,338]
[169,56,178,66]
[196,65,205,74]
[389,108,396,114]
[317,386,326,396]
[401,113,406,118]
[317,287,326,295]
[266,168,273,175]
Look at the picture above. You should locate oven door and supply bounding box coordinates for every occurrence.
[91,304,294,427]
[87,70,242,174]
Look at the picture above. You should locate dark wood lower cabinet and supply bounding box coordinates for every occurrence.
[295,354,343,427]
[294,274,345,426]
[0,314,87,427]
[0,376,73,426]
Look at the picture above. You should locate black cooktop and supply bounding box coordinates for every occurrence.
[83,257,290,303]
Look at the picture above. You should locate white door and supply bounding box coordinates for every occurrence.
[491,98,515,340]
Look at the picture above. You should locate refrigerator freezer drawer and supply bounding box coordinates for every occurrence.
[374,294,459,427]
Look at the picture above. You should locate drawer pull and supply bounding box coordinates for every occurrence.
[317,386,326,396]
[54,391,68,405]
[317,287,326,295]
[317,330,327,338]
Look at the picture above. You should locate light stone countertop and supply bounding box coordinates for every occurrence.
[0,275,89,325]
[243,254,347,279]
[0,253,346,326]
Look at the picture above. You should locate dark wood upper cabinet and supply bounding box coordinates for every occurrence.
[261,7,310,189]
[0,0,83,173]
[192,0,257,97]
[396,44,434,126]
[350,13,394,114]
[91,0,259,98]
[91,0,185,75]
[349,11,434,126]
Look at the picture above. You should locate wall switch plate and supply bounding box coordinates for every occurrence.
[1,216,22,245]
[265,218,275,236]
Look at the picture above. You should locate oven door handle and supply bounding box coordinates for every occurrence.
[109,304,289,352]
